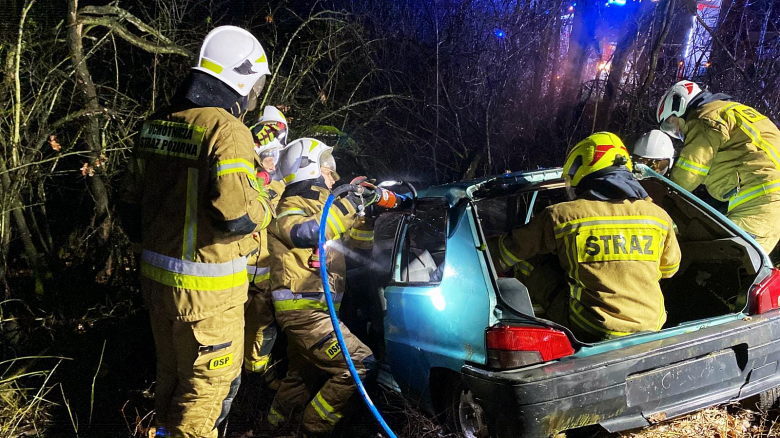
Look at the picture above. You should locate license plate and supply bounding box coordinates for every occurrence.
[626,349,743,407]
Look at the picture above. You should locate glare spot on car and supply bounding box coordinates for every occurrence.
[429,288,446,311]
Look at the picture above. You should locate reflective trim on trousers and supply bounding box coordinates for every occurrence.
[271,289,343,312]
[310,392,342,425]
[268,406,285,427]
[515,259,534,276]
[244,355,270,372]
[247,265,270,284]
[247,265,270,276]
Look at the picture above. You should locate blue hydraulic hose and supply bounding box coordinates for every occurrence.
[319,193,398,438]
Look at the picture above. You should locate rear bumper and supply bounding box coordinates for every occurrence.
[462,313,780,438]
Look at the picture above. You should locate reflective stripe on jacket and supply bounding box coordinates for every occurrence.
[123,106,272,321]
[488,197,681,338]
[670,100,780,211]
[268,185,374,312]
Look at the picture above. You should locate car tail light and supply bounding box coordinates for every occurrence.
[485,324,574,369]
[750,268,780,314]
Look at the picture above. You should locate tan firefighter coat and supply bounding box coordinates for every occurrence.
[488,197,681,339]
[123,105,273,321]
[268,185,374,314]
[671,100,780,210]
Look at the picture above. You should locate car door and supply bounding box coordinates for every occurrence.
[383,199,495,404]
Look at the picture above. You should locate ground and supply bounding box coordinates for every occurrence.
[4,272,780,437]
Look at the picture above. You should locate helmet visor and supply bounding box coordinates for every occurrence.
[660,117,683,141]
[260,148,280,166]
[320,150,340,181]
[246,75,267,112]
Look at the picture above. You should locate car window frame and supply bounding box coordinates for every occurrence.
[389,197,449,287]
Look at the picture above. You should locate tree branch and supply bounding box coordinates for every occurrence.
[682,0,748,80]
[78,5,192,58]
[317,94,414,120]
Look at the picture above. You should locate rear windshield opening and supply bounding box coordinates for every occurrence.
[476,177,761,343]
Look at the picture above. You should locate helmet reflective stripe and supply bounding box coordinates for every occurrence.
[193,26,270,97]
[657,80,703,124]
[278,138,334,185]
[563,132,632,188]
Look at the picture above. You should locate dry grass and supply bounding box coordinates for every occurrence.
[0,357,64,437]
[619,406,780,438]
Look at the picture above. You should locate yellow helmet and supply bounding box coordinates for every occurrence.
[563,132,633,188]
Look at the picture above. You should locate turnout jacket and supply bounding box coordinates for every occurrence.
[489,197,681,338]
[122,105,273,321]
[246,179,286,291]
[671,100,780,212]
[268,184,374,313]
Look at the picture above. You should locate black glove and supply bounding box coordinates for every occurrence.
[363,203,380,218]
[346,186,378,210]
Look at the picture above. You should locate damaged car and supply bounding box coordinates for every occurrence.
[342,165,780,438]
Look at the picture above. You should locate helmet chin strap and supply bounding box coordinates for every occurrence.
[229,95,249,118]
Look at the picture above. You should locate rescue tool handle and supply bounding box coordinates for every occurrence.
[319,191,398,438]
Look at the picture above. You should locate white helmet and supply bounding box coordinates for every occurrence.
[259,106,287,125]
[657,80,702,136]
[632,130,675,175]
[251,106,289,162]
[278,138,337,185]
[193,26,271,100]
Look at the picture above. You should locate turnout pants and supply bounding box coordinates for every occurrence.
[728,195,780,255]
[269,309,374,434]
[143,279,244,438]
[243,286,277,373]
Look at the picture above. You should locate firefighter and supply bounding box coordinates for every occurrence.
[632,130,675,176]
[242,106,289,383]
[266,138,377,436]
[488,132,681,343]
[251,105,289,176]
[658,80,780,254]
[119,26,273,437]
